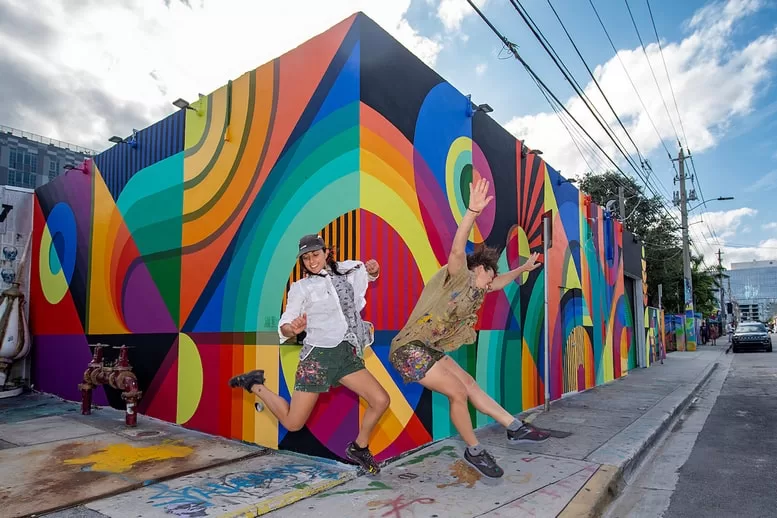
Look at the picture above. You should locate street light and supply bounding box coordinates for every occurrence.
[108,136,123,144]
[688,196,734,212]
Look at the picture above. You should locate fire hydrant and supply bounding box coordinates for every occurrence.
[79,344,143,426]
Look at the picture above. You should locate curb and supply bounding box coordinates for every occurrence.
[558,360,719,518]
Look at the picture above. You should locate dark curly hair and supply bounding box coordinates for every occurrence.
[466,245,500,274]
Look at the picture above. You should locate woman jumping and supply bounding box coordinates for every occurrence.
[229,234,389,474]
[389,178,550,478]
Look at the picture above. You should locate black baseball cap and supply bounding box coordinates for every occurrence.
[297,234,326,258]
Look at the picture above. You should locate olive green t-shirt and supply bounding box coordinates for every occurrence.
[390,265,486,355]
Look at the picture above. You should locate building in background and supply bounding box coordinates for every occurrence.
[729,260,777,322]
[0,125,95,190]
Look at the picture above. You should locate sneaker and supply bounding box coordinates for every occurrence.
[464,448,504,478]
[228,370,265,393]
[507,423,551,444]
[345,442,381,475]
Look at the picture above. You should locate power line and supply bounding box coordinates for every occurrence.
[464,0,683,230]
[645,0,689,147]
[624,0,682,146]
[546,0,647,165]
[588,0,675,162]
[507,0,644,177]
[506,0,679,214]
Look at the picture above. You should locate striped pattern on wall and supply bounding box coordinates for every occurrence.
[281,210,359,311]
[94,110,185,200]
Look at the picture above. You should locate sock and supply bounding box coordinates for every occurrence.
[467,443,484,455]
[352,442,369,451]
[507,419,524,432]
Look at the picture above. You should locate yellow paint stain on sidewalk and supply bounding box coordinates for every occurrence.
[63,441,193,473]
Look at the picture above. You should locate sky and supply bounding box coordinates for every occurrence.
[1,0,776,268]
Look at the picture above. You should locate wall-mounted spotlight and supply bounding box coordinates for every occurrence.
[521,144,543,158]
[556,177,577,186]
[172,97,202,116]
[64,163,90,175]
[466,94,494,117]
[108,130,138,149]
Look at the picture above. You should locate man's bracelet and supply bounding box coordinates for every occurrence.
[467,207,481,214]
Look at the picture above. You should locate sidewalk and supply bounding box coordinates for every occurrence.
[0,394,355,518]
[26,347,721,518]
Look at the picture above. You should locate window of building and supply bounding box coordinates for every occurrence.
[48,159,60,180]
[7,148,38,189]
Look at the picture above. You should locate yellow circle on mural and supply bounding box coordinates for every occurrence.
[39,224,69,304]
[177,333,204,425]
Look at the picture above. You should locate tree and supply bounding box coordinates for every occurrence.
[577,171,718,315]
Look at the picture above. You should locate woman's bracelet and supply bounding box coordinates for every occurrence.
[467,207,481,214]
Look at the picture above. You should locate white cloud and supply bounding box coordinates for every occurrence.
[763,222,777,230]
[0,0,441,150]
[475,63,488,76]
[503,0,777,178]
[688,207,777,266]
[744,170,777,192]
[437,0,486,32]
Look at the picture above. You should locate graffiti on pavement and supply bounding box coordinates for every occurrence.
[317,480,391,498]
[63,442,193,474]
[367,495,436,518]
[146,464,341,516]
[397,446,457,467]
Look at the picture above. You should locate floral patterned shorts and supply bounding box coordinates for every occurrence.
[389,341,445,384]
[294,341,365,393]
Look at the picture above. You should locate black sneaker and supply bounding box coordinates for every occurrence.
[507,423,551,444]
[345,442,381,475]
[464,448,504,478]
[228,370,265,393]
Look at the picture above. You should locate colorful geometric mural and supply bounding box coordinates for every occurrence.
[644,307,666,366]
[30,13,638,462]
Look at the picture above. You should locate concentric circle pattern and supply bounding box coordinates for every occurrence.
[39,202,76,304]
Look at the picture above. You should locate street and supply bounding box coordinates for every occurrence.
[606,337,777,518]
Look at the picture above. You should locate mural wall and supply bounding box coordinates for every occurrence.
[30,13,638,462]
[644,307,665,366]
[665,314,686,352]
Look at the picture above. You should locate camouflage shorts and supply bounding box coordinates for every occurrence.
[294,341,365,393]
[389,341,445,384]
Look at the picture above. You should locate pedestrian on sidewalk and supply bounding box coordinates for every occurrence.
[388,178,551,480]
[726,321,734,343]
[700,321,708,345]
[228,234,389,475]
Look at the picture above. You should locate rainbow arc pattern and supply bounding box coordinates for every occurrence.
[30,13,639,462]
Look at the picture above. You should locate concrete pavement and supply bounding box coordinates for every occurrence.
[0,394,355,518]
[25,347,723,518]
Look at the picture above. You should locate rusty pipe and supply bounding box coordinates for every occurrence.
[119,373,142,427]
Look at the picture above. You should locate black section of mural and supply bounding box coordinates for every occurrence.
[278,414,344,462]
[473,113,518,252]
[84,333,179,410]
[359,14,444,143]
[623,230,643,278]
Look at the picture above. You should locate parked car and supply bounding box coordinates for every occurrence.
[732,322,773,353]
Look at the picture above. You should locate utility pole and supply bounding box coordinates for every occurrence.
[674,148,697,351]
[717,249,725,324]
[618,186,626,221]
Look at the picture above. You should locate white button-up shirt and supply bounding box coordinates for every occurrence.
[278,260,377,349]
